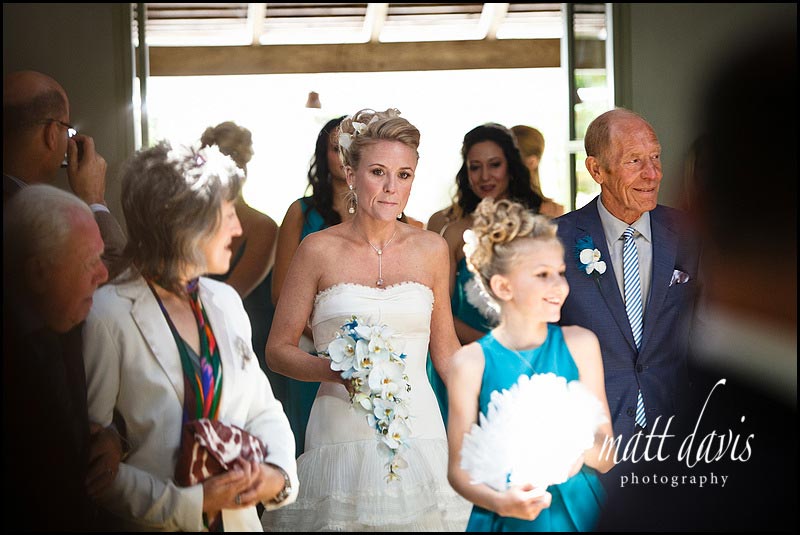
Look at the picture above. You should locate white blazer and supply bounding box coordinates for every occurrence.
[83,275,297,531]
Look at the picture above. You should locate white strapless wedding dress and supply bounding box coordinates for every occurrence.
[262,282,471,532]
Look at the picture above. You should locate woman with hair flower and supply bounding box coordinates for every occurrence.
[262,108,471,531]
[271,115,425,456]
[81,142,297,531]
[447,197,615,532]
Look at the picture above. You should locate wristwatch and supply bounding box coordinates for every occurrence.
[270,465,292,505]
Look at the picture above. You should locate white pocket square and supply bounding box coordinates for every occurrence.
[669,269,690,287]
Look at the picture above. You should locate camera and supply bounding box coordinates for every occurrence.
[60,137,84,168]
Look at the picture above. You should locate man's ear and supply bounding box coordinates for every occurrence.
[42,120,60,152]
[585,156,603,185]
[489,273,512,303]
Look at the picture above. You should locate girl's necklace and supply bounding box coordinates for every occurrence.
[495,329,546,373]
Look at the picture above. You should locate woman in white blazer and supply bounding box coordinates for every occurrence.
[82,142,297,531]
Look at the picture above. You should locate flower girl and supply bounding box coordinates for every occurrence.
[447,197,615,532]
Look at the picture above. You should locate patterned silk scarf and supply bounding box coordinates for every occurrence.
[148,278,223,422]
[182,278,223,422]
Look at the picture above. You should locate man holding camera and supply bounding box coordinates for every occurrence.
[3,70,126,278]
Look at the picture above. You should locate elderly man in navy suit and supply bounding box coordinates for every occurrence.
[556,109,700,441]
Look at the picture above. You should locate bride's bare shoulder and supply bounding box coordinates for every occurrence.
[406,223,448,250]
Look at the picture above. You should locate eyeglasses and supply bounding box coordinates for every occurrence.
[42,118,78,138]
[44,119,79,168]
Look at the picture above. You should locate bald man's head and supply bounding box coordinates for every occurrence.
[3,71,69,137]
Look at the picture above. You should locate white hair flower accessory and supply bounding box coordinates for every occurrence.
[168,143,242,192]
[462,229,479,259]
[338,131,353,152]
[338,119,369,153]
[338,110,400,153]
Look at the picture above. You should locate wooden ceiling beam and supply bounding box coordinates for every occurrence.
[148,38,562,75]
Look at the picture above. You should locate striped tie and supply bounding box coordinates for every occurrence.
[622,227,647,429]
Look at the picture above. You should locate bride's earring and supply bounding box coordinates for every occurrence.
[397,211,403,220]
[347,184,357,214]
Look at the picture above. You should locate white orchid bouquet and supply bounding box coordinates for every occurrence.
[325,315,412,481]
[460,372,607,491]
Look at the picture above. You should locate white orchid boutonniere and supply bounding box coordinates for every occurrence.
[576,235,606,278]
[324,315,412,481]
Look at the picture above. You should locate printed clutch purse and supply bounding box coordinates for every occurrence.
[175,418,267,486]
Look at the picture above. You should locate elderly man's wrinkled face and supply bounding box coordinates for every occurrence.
[590,116,662,224]
[44,211,108,332]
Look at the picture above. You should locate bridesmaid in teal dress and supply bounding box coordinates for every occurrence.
[430,123,559,425]
[447,198,615,532]
[271,116,348,457]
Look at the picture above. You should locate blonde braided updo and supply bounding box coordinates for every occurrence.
[464,197,560,305]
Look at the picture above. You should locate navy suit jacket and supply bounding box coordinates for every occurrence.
[556,197,700,439]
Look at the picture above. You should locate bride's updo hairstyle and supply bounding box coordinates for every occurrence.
[464,197,560,306]
[337,108,421,171]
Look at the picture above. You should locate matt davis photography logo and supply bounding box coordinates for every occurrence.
[600,379,755,488]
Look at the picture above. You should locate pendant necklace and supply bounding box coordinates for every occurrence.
[364,227,398,288]
[495,329,545,374]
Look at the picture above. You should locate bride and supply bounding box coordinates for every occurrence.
[262,108,471,531]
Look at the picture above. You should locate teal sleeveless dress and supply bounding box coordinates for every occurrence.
[284,197,326,457]
[466,324,606,532]
[427,256,494,426]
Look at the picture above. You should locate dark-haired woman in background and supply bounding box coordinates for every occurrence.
[428,123,558,424]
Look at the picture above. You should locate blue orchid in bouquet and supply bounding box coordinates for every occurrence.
[575,235,607,279]
[326,315,412,481]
